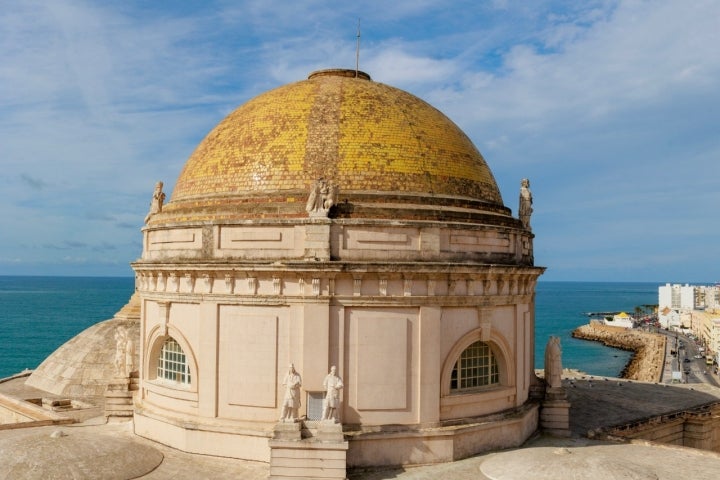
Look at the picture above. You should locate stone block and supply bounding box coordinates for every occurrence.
[272,421,302,441]
[269,433,348,480]
[316,421,344,442]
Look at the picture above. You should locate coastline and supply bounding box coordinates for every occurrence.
[572,321,666,383]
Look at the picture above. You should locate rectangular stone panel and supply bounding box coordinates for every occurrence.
[218,226,295,250]
[148,228,202,250]
[344,227,418,251]
[355,315,408,410]
[218,307,278,407]
[441,231,510,253]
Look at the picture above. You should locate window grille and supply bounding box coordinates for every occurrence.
[450,340,498,391]
[307,392,325,421]
[157,337,191,385]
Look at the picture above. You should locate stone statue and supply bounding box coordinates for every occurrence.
[518,178,533,230]
[322,365,344,422]
[144,181,166,224]
[306,178,338,217]
[113,327,128,378]
[280,364,302,422]
[125,332,136,375]
[544,336,562,389]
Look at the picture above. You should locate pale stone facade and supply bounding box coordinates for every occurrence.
[131,69,544,468]
[660,283,720,361]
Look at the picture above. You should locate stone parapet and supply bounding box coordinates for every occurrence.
[598,402,720,453]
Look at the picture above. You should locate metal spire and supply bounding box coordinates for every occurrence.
[355,19,361,77]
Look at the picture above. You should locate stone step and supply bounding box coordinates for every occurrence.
[105,397,133,406]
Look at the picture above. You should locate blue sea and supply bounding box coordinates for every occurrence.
[0,277,660,379]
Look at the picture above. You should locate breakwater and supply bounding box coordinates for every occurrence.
[572,321,666,383]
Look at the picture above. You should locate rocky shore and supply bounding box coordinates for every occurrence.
[572,321,666,383]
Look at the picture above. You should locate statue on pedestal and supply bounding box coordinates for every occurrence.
[144,181,166,224]
[306,178,338,217]
[322,366,343,422]
[519,178,533,230]
[280,364,302,422]
[113,326,136,379]
[113,327,128,378]
[544,336,562,390]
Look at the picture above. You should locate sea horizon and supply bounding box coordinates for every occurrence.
[0,276,668,379]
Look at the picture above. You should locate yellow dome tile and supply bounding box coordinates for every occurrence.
[161,69,506,224]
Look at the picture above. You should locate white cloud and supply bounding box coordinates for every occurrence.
[366,48,460,86]
[0,0,718,281]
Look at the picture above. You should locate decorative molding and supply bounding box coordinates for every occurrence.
[180,272,193,293]
[379,278,388,296]
[403,278,412,297]
[156,272,165,292]
[353,277,362,297]
[273,277,282,295]
[312,278,320,296]
[158,301,170,337]
[202,273,213,294]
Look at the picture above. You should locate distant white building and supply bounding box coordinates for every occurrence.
[604,312,634,329]
[658,306,681,329]
[660,283,720,363]
[700,285,720,311]
[658,283,695,311]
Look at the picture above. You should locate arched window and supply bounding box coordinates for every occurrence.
[450,340,499,391]
[157,337,191,385]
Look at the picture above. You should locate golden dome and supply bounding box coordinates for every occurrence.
[158,69,508,223]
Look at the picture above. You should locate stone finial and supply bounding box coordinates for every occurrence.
[519,178,533,230]
[322,365,344,423]
[306,178,338,217]
[144,181,166,224]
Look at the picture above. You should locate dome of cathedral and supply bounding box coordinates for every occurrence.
[155,68,510,224]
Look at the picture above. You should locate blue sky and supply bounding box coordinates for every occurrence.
[1,0,718,282]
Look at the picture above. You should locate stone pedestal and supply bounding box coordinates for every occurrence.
[541,388,571,437]
[104,378,134,419]
[303,222,330,261]
[273,420,302,440]
[269,420,348,480]
[317,420,344,442]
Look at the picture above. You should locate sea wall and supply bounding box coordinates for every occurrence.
[572,321,666,382]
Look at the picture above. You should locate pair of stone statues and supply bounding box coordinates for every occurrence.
[280,364,344,423]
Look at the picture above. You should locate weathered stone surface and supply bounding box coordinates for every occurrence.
[0,426,162,479]
[25,294,140,398]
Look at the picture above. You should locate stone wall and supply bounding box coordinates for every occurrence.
[572,321,665,383]
[599,403,720,453]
